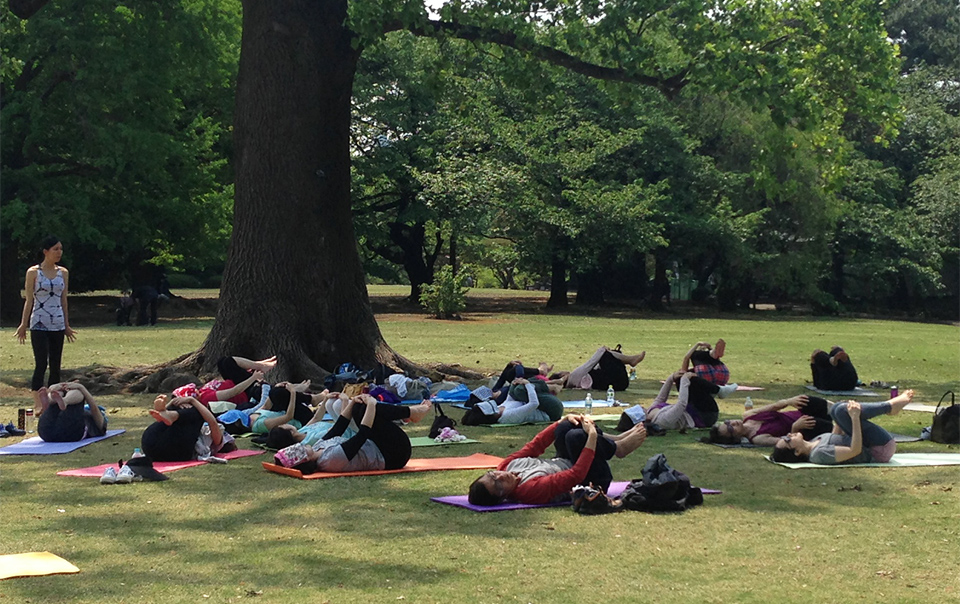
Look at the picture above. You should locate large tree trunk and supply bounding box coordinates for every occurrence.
[546,247,568,308]
[195,0,397,381]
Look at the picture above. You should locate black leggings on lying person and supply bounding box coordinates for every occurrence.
[553,420,618,492]
[141,407,205,461]
[323,402,413,470]
[217,355,313,422]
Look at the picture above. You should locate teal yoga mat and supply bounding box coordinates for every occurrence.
[409,436,478,447]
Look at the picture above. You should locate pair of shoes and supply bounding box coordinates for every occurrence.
[101,465,138,484]
[4,422,26,436]
[0,426,9,438]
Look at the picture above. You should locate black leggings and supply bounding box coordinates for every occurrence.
[37,403,85,442]
[141,407,204,461]
[553,420,617,491]
[685,376,720,426]
[810,348,858,390]
[329,403,412,470]
[798,396,834,440]
[31,330,65,390]
[588,351,629,392]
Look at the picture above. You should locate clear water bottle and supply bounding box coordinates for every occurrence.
[607,385,615,405]
[584,392,593,415]
[132,447,144,459]
[25,408,34,433]
[744,396,754,411]
[629,367,637,381]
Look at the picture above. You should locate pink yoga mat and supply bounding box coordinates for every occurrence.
[56,449,264,477]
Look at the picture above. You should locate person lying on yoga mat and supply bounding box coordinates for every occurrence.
[488,360,560,403]
[246,382,331,434]
[681,339,729,385]
[272,395,431,474]
[461,379,564,426]
[810,346,859,391]
[771,390,914,465]
[705,395,833,446]
[266,392,432,450]
[550,346,645,392]
[467,414,647,506]
[143,395,231,461]
[645,370,738,430]
[35,383,108,443]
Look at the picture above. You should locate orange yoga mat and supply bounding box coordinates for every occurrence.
[263,453,503,479]
[0,552,79,580]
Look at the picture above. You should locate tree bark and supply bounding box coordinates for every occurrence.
[546,246,568,308]
[197,0,398,381]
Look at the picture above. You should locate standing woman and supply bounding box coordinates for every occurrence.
[16,236,76,414]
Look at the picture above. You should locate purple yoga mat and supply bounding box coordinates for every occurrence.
[431,481,721,512]
[0,429,126,455]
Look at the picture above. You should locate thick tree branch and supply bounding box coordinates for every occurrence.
[391,19,689,98]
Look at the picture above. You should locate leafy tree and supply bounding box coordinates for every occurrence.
[10,0,902,377]
[1,0,239,320]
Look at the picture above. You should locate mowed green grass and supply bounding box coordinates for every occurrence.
[0,299,958,604]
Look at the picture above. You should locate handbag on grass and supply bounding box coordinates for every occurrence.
[930,391,959,444]
[428,403,456,439]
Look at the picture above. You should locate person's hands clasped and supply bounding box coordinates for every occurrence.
[580,416,597,436]
[563,413,584,426]
[791,415,815,432]
[847,401,862,417]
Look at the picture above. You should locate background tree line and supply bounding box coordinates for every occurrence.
[3,0,956,328]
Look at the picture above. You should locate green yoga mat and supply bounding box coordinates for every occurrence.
[409,436,478,447]
[766,452,960,469]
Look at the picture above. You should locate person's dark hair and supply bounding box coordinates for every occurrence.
[266,426,297,450]
[461,407,498,426]
[707,425,740,445]
[615,412,636,433]
[293,459,319,475]
[468,475,504,506]
[39,236,60,256]
[771,445,807,463]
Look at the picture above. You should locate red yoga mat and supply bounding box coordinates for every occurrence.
[57,449,264,477]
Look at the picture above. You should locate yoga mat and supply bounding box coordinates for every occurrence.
[57,449,264,477]
[431,481,722,512]
[804,385,881,397]
[563,400,614,408]
[409,436,479,447]
[765,452,960,469]
[659,381,763,391]
[0,552,79,580]
[263,452,502,479]
[904,403,938,413]
[705,433,920,448]
[0,429,125,456]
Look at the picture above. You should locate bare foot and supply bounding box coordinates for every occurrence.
[832,350,850,365]
[811,349,823,362]
[626,351,646,367]
[293,380,311,392]
[408,400,433,423]
[888,389,915,415]
[257,355,278,370]
[149,409,177,426]
[50,390,67,411]
[36,387,52,414]
[538,362,553,376]
[615,423,647,458]
[711,339,726,360]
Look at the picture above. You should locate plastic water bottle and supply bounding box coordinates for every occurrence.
[584,392,593,415]
[25,408,34,433]
[607,385,615,405]
[629,367,637,381]
[132,448,144,459]
[744,396,754,411]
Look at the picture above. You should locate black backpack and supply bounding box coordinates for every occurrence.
[428,403,457,439]
[931,391,960,444]
[619,453,704,513]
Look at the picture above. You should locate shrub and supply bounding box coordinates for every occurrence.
[419,266,469,319]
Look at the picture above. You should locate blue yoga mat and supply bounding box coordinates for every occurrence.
[0,429,125,455]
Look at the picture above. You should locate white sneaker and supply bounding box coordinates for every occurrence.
[115,465,136,484]
[100,466,117,484]
[717,383,739,399]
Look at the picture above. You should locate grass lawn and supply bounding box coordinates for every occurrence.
[0,298,958,603]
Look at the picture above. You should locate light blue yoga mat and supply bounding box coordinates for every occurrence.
[0,429,125,455]
[766,452,960,469]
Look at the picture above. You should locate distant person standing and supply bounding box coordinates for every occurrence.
[16,236,77,414]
